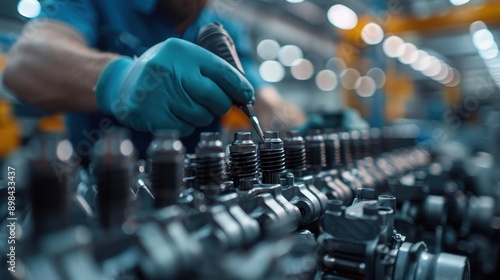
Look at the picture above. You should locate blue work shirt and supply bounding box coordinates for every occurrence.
[37,0,265,160]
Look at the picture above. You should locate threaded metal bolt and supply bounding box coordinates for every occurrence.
[259,131,285,184]
[229,132,258,189]
[305,130,326,173]
[284,130,307,177]
[360,129,371,158]
[194,132,226,188]
[339,132,353,166]
[324,133,341,170]
[350,130,362,160]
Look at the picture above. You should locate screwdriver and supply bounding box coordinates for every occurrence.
[197,22,266,143]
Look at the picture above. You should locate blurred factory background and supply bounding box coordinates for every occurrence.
[0,0,500,156]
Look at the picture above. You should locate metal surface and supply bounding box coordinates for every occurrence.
[229,132,258,189]
[3,125,492,279]
[259,131,286,184]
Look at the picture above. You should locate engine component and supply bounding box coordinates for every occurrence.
[147,130,185,209]
[91,129,135,231]
[229,132,258,189]
[317,196,470,280]
[194,132,227,195]
[259,131,286,184]
[2,125,481,280]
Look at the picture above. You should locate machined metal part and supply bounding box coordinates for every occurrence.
[6,124,484,280]
[259,131,286,185]
[92,129,135,231]
[284,130,307,177]
[280,173,323,226]
[304,130,327,174]
[147,130,185,209]
[194,132,227,194]
[229,132,258,189]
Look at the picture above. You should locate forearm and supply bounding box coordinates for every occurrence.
[254,86,306,132]
[3,20,118,112]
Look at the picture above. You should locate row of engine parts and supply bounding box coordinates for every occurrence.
[3,124,500,280]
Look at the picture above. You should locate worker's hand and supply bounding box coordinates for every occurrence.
[95,38,254,135]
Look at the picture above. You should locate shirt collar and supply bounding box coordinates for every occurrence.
[131,0,158,14]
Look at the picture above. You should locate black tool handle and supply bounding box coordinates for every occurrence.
[197,22,245,75]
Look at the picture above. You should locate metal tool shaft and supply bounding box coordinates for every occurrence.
[197,22,266,143]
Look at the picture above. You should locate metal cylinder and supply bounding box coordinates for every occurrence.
[194,132,226,188]
[92,129,135,230]
[305,130,327,174]
[284,130,307,177]
[360,129,372,158]
[229,132,258,188]
[324,133,342,170]
[339,132,353,166]
[29,132,71,238]
[349,130,362,160]
[259,131,285,184]
[147,130,185,209]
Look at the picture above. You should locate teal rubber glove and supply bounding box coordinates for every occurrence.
[95,38,254,136]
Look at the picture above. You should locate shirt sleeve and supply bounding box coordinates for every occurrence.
[37,0,99,46]
[220,18,268,91]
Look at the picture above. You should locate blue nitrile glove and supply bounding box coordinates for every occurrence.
[95,38,254,136]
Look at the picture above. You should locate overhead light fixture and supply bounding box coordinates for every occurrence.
[450,0,470,6]
[470,21,500,86]
[479,47,499,60]
[259,60,285,83]
[340,68,360,90]
[410,51,431,71]
[445,68,461,87]
[325,57,346,72]
[397,43,418,64]
[286,0,304,3]
[422,57,442,77]
[361,23,384,45]
[367,68,386,89]
[383,34,459,87]
[17,0,41,18]
[56,140,73,161]
[355,76,377,97]
[470,21,487,34]
[291,58,314,80]
[382,36,404,58]
[472,29,495,50]
[257,39,281,60]
[486,58,500,69]
[278,45,303,67]
[316,70,338,91]
[327,4,358,30]
[434,64,450,81]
